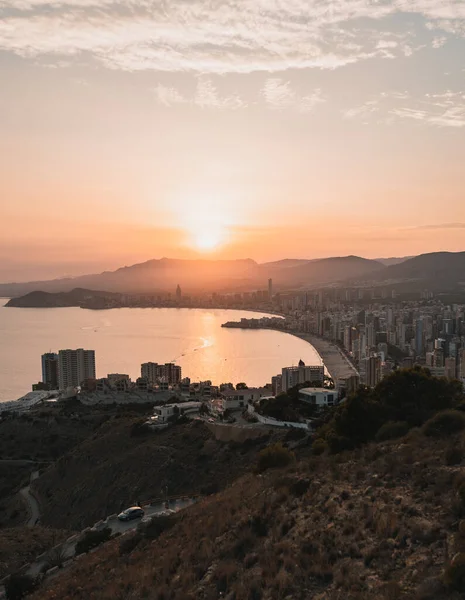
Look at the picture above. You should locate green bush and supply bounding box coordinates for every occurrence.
[257,443,295,472]
[444,552,465,591]
[75,527,112,555]
[375,421,410,442]
[423,410,465,438]
[5,573,38,600]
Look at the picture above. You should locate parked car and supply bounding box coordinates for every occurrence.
[117,506,145,522]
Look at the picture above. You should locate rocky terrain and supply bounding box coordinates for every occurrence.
[32,427,465,600]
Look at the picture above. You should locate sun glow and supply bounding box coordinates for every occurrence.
[192,228,227,252]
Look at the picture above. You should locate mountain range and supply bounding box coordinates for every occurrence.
[1,252,464,297]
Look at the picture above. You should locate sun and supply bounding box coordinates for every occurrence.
[192,229,226,252]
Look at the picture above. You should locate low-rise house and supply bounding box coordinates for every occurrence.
[221,387,269,411]
[299,387,337,407]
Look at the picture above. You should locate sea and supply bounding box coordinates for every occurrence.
[0,299,322,402]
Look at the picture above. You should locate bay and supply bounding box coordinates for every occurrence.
[0,299,322,401]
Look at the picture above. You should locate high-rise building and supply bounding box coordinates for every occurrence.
[268,278,273,301]
[141,362,182,385]
[58,349,96,390]
[365,355,382,388]
[281,363,325,392]
[445,357,457,380]
[41,352,59,389]
[176,285,182,302]
[415,318,424,355]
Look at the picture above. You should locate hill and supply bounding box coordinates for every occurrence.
[33,418,280,531]
[32,428,465,600]
[5,288,121,308]
[0,255,385,298]
[371,251,465,289]
[260,255,384,287]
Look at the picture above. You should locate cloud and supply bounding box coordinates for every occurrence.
[153,79,246,109]
[410,223,465,230]
[154,84,187,107]
[345,89,465,128]
[0,1,464,73]
[262,78,325,112]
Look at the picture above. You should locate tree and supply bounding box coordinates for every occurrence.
[374,366,463,426]
[236,382,248,390]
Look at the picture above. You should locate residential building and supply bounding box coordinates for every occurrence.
[141,362,182,385]
[268,278,273,301]
[41,352,59,389]
[271,374,282,396]
[299,387,336,407]
[281,362,325,392]
[58,349,96,390]
[364,355,382,388]
[221,387,268,411]
[445,357,457,380]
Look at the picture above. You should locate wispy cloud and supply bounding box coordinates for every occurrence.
[411,223,465,230]
[153,79,246,109]
[262,79,324,112]
[0,1,463,73]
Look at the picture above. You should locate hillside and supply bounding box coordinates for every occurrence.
[370,251,465,288]
[33,429,465,600]
[33,418,280,531]
[262,255,384,287]
[5,288,120,308]
[0,255,385,298]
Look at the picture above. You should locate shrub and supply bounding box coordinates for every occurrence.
[5,574,38,600]
[446,445,463,466]
[423,410,465,438]
[44,545,68,570]
[375,421,410,442]
[311,439,327,456]
[137,513,177,540]
[444,552,465,591]
[75,527,112,555]
[119,532,143,555]
[257,443,295,472]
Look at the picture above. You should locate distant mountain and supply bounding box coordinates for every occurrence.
[370,251,465,288]
[375,256,414,267]
[6,288,121,308]
[260,256,384,287]
[0,255,386,298]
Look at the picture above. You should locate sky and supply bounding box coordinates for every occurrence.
[1,0,465,282]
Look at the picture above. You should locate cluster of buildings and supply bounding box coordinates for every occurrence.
[230,291,465,390]
[35,349,96,392]
[271,361,325,396]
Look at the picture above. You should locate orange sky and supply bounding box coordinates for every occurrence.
[1,1,465,281]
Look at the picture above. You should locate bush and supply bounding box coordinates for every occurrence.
[119,532,143,555]
[257,443,295,472]
[5,573,38,600]
[137,513,177,540]
[423,410,465,438]
[444,552,465,591]
[375,421,410,442]
[311,439,327,456]
[44,545,68,570]
[75,527,112,555]
[446,445,463,466]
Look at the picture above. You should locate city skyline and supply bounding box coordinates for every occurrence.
[1,1,465,281]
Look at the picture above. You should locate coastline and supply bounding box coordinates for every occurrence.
[225,325,359,382]
[287,331,360,382]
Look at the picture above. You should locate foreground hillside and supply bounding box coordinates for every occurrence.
[34,428,465,600]
[34,419,279,531]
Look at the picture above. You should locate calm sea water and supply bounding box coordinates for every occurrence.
[0,299,322,401]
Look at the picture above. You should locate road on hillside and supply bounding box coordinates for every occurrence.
[26,497,196,577]
[19,471,40,527]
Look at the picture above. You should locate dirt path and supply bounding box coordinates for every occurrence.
[19,471,40,527]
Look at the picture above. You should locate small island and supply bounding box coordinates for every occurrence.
[5,288,121,309]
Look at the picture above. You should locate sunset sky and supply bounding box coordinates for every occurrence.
[1,1,465,282]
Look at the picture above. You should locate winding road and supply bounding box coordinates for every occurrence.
[19,471,40,527]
